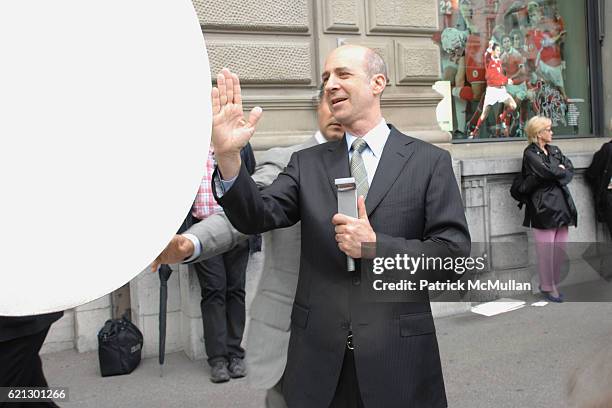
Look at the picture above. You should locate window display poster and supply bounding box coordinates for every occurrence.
[435,0,592,140]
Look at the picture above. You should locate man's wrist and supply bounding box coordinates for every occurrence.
[182,233,201,263]
[216,152,242,180]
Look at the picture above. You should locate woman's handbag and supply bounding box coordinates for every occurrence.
[510,167,538,209]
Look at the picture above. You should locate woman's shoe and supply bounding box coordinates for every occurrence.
[543,292,564,303]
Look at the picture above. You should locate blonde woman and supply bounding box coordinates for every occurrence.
[522,116,577,302]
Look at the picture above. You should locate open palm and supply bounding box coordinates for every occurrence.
[211,68,262,157]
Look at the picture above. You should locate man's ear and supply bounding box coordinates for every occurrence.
[372,73,387,96]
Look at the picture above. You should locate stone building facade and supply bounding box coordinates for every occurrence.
[43,0,612,360]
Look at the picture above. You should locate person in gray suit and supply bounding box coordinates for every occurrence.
[152,88,344,407]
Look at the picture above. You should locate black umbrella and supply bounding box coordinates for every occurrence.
[158,264,173,377]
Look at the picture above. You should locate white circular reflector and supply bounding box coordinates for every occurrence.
[0,1,211,315]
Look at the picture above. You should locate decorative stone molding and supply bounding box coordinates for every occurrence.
[366,0,438,35]
[193,0,309,34]
[207,42,313,85]
[462,178,486,209]
[323,0,360,33]
[395,41,441,85]
[405,129,451,144]
[463,178,485,190]
[338,39,393,84]
[241,95,319,111]
[380,94,442,108]
[251,131,315,150]
[460,152,595,177]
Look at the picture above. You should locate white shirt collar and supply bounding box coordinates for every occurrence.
[345,118,389,158]
[314,130,326,145]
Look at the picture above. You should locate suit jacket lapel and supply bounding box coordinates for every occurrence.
[365,126,415,216]
[323,136,351,198]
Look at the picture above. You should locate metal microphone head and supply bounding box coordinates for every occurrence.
[335,177,356,192]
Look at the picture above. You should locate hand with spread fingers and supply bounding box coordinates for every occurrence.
[150,234,195,272]
[332,196,376,258]
[212,68,263,179]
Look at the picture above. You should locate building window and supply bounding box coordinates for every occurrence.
[435,0,593,141]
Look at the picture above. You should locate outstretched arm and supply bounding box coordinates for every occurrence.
[150,214,246,271]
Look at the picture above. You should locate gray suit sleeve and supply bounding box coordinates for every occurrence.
[185,212,247,262]
[186,146,295,262]
[252,147,293,188]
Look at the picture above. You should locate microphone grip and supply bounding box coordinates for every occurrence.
[335,177,358,273]
[347,256,355,272]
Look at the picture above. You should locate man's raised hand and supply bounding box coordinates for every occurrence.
[212,68,262,179]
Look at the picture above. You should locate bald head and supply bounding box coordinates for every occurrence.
[328,45,388,84]
[321,45,387,135]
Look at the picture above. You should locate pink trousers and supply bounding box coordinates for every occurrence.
[533,227,569,292]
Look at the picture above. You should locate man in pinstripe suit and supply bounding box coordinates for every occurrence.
[210,45,470,407]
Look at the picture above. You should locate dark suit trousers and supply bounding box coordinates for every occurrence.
[328,348,365,408]
[0,327,59,408]
[193,239,249,365]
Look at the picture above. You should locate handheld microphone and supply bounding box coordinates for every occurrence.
[335,177,358,272]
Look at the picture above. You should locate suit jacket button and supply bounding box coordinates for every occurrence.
[352,276,361,286]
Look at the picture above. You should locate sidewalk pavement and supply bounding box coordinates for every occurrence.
[42,302,612,408]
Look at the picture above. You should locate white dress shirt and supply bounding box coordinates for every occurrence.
[344,118,389,187]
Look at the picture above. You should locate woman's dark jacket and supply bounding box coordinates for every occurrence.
[585,141,612,222]
[521,143,577,229]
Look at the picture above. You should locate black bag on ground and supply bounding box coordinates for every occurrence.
[97,316,143,377]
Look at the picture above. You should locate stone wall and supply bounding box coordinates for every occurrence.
[195,0,447,151]
[41,295,111,355]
